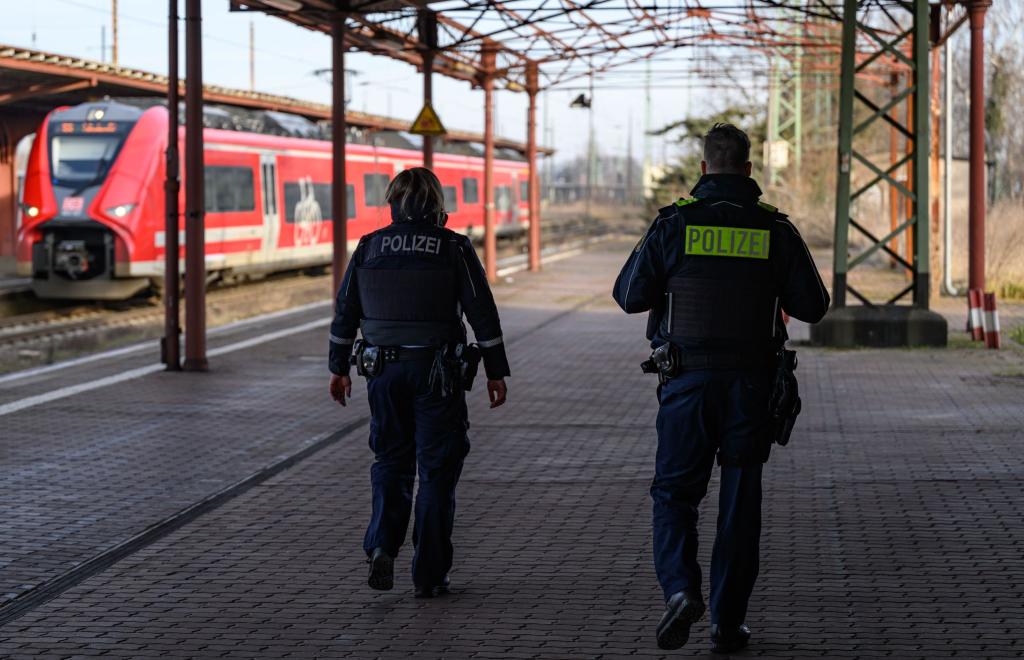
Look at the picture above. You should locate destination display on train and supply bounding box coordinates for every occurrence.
[56,121,125,134]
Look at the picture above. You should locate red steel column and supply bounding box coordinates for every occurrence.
[888,73,899,267]
[930,46,942,301]
[482,45,497,282]
[331,14,348,294]
[967,0,991,292]
[905,87,914,276]
[418,9,437,170]
[163,0,181,370]
[422,49,434,169]
[183,0,206,371]
[526,62,541,272]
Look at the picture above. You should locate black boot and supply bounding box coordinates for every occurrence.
[414,575,451,598]
[656,591,706,650]
[710,623,751,654]
[367,548,394,591]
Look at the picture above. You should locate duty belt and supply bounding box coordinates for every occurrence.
[351,341,438,378]
[379,346,440,362]
[642,344,774,384]
[677,352,774,370]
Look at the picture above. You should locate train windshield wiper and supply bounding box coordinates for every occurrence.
[68,155,114,197]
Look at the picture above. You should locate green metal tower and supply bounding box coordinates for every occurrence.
[764,17,803,187]
[811,0,946,347]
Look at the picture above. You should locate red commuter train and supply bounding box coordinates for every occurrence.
[17,100,530,299]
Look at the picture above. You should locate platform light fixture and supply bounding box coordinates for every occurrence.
[569,93,591,108]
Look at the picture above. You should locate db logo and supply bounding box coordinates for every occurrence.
[62,196,85,215]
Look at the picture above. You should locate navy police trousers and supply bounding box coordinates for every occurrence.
[362,358,470,589]
[652,367,772,628]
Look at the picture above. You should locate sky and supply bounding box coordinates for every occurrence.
[0,0,768,165]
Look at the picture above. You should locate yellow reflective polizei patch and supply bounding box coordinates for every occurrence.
[684,225,770,260]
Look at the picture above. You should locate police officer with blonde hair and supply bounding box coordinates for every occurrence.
[613,124,829,652]
[329,167,509,598]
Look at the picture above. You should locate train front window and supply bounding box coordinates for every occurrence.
[49,135,121,185]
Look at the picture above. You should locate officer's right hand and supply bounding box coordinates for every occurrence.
[487,379,507,409]
[329,374,352,406]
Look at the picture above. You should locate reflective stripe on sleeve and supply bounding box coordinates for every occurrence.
[329,334,355,345]
[478,335,504,348]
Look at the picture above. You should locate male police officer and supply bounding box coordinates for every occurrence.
[613,124,829,652]
[328,167,509,598]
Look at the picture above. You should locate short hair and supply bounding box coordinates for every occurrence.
[702,123,751,173]
[384,167,446,221]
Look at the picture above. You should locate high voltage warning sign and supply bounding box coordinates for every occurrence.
[410,104,447,136]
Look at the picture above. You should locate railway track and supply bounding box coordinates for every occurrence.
[0,272,325,350]
[0,222,622,372]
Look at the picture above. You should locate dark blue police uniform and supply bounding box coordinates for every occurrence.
[329,205,509,592]
[613,173,829,641]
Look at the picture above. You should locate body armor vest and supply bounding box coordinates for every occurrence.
[356,228,462,347]
[663,199,782,354]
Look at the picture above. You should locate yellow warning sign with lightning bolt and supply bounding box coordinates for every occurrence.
[410,103,447,137]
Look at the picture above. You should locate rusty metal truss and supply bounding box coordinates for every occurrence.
[231,1,892,93]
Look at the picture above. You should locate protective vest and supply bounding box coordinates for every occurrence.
[663,198,782,354]
[356,228,462,347]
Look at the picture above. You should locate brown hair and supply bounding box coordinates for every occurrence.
[702,123,751,173]
[384,167,446,222]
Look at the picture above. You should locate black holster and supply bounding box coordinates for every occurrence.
[456,343,482,391]
[351,339,384,378]
[768,349,801,446]
[429,343,481,398]
[641,343,680,385]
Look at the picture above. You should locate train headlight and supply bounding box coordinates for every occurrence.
[26,206,39,218]
[107,203,137,218]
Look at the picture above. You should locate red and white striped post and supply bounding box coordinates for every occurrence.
[982,292,1000,349]
[968,289,984,341]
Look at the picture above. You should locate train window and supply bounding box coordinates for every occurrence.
[520,181,529,202]
[462,177,479,204]
[364,173,389,207]
[495,185,513,211]
[49,134,121,184]
[282,181,356,221]
[443,186,458,213]
[205,166,255,213]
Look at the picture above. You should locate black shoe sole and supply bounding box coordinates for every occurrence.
[413,583,450,599]
[656,599,706,650]
[367,553,394,591]
[711,638,749,655]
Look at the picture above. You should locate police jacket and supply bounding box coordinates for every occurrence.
[329,206,510,380]
[613,173,829,358]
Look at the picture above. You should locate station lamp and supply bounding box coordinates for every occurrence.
[569,94,591,109]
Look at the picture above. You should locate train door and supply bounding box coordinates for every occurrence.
[259,154,281,264]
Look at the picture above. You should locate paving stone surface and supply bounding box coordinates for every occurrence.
[1,242,1023,658]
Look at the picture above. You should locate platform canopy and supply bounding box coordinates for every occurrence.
[232,0,863,92]
[0,44,546,155]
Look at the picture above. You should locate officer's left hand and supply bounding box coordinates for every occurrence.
[487,379,507,409]
[329,374,352,406]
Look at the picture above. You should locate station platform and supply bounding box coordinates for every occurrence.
[0,275,30,300]
[0,241,1022,659]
